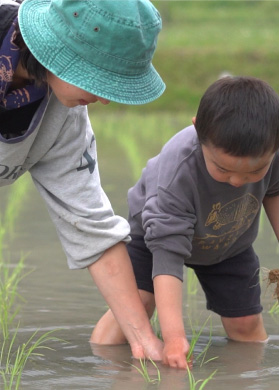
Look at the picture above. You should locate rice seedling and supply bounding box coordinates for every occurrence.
[150,309,162,340]
[0,326,62,390]
[187,316,218,367]
[3,176,30,239]
[0,252,63,390]
[268,301,279,316]
[0,256,31,341]
[127,358,161,384]
[0,254,65,390]
[187,366,217,390]
[150,310,217,367]
[0,176,32,340]
[0,255,65,390]
[0,176,65,389]
[262,267,279,318]
[187,268,198,296]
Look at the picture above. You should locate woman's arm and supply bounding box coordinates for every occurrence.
[88,242,163,361]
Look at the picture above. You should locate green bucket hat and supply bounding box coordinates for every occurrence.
[18,0,165,105]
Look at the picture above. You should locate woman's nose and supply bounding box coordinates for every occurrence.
[96,96,110,105]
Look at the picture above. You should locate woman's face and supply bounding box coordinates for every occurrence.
[47,72,110,107]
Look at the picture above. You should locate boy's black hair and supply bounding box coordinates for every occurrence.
[195,76,279,156]
[14,21,47,85]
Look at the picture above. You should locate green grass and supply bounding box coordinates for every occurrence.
[152,0,279,111]
[90,0,279,115]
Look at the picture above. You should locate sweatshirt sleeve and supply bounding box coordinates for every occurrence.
[265,152,279,197]
[142,187,196,282]
[29,105,130,269]
[140,139,198,281]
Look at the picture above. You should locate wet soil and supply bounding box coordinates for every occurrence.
[267,269,279,301]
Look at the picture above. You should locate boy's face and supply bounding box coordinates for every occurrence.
[202,143,275,187]
[47,73,110,107]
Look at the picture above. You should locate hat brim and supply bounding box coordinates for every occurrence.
[18,0,165,105]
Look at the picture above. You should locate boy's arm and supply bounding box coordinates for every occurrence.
[153,274,190,369]
[263,195,279,241]
[88,242,163,361]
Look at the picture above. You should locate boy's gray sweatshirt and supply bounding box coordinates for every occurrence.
[0,95,130,269]
[128,125,279,281]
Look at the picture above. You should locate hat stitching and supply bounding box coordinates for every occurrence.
[26,8,152,74]
[91,3,161,29]
[48,9,151,68]
[53,29,151,69]
[51,17,152,69]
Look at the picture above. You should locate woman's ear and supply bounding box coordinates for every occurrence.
[192,117,196,125]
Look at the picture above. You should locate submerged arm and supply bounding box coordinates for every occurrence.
[88,242,163,360]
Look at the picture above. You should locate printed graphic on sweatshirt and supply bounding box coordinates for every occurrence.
[0,164,22,180]
[193,193,259,251]
[77,135,96,174]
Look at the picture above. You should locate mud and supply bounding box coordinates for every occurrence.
[267,269,279,301]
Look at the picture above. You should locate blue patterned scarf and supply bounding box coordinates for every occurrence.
[0,17,46,110]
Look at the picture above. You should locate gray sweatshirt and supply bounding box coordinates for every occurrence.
[128,125,279,281]
[0,94,130,269]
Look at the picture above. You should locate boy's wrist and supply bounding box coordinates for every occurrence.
[163,332,187,344]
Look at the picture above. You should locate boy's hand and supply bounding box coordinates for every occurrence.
[154,275,190,369]
[162,336,191,369]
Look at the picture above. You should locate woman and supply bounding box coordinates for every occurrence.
[0,0,165,360]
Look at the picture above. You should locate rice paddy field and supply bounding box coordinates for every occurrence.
[1,1,279,389]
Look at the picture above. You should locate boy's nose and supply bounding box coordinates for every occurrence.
[229,176,246,187]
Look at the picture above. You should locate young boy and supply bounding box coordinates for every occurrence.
[0,0,166,360]
[92,76,279,369]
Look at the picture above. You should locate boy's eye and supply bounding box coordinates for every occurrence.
[217,167,228,173]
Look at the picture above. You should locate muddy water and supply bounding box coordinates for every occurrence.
[1,118,279,390]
